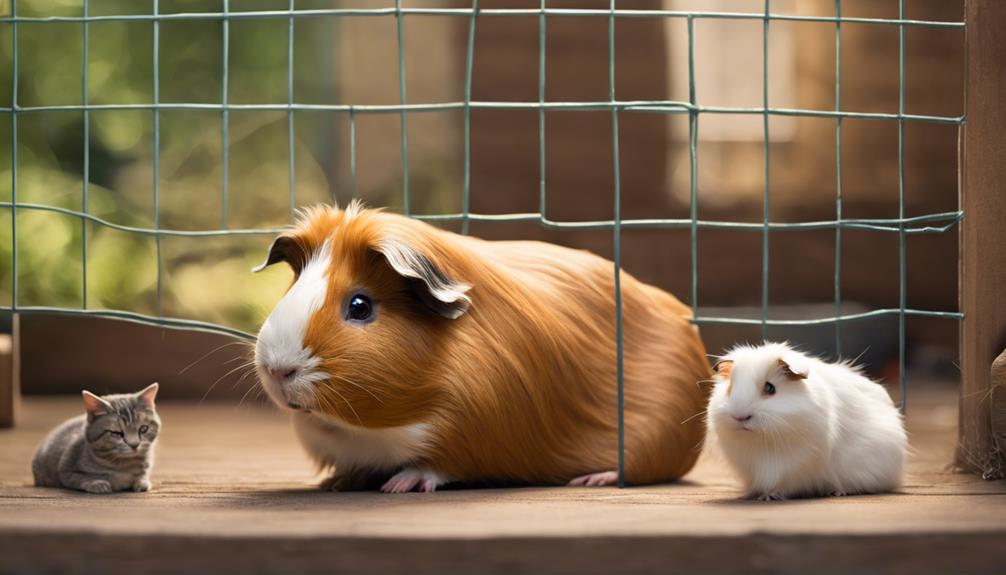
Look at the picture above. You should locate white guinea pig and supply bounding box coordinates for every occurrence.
[706,342,907,500]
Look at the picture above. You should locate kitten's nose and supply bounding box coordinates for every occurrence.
[267,367,298,383]
[733,414,753,422]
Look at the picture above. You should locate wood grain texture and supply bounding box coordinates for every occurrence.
[0,316,19,428]
[1,389,1003,574]
[957,0,1006,478]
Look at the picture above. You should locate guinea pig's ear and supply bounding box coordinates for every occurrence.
[252,235,306,275]
[374,238,471,320]
[713,359,733,378]
[777,356,809,380]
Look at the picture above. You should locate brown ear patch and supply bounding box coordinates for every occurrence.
[777,357,808,380]
[375,238,471,320]
[714,360,734,395]
[252,234,308,276]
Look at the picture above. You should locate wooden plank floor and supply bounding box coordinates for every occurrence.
[1,386,1004,575]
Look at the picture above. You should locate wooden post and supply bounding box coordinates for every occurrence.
[957,0,1006,478]
[0,314,20,428]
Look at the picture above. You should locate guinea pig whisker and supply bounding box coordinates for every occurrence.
[330,375,385,405]
[237,376,263,408]
[327,387,363,425]
[179,340,250,375]
[229,362,259,390]
[199,361,257,405]
[230,368,260,397]
[680,409,708,425]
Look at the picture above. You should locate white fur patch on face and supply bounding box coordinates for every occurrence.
[255,239,332,409]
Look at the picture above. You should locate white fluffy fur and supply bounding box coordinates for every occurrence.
[292,411,434,476]
[707,342,907,500]
[255,240,331,410]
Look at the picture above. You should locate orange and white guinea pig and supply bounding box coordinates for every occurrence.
[253,201,711,492]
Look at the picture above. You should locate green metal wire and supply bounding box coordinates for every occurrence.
[9,0,17,312]
[834,0,842,354]
[395,0,409,215]
[695,308,960,326]
[537,0,546,217]
[9,306,257,341]
[898,0,907,413]
[221,0,229,229]
[349,108,357,200]
[608,0,625,489]
[1,7,966,445]
[0,101,963,123]
[0,10,965,28]
[688,15,698,317]
[0,201,961,236]
[81,0,89,309]
[461,0,478,236]
[761,0,771,340]
[153,0,162,318]
[288,0,296,220]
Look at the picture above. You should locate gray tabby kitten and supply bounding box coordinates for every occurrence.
[32,383,161,494]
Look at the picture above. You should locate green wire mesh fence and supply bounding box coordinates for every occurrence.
[1,2,965,485]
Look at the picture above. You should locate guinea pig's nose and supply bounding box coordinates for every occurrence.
[733,414,753,422]
[267,367,298,382]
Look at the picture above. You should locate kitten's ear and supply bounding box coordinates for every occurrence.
[82,391,112,418]
[137,383,159,409]
[777,356,809,380]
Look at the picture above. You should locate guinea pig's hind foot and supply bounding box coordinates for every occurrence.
[380,468,446,494]
[567,471,619,487]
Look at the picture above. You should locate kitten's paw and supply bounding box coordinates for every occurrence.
[82,479,113,494]
[380,468,446,493]
[567,471,619,487]
[132,479,151,492]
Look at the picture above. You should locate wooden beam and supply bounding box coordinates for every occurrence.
[0,314,20,428]
[957,0,1006,478]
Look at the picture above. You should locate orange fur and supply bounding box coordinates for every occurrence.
[274,204,712,486]
[716,360,735,396]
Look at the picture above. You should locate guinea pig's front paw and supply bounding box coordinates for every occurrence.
[753,491,786,502]
[380,468,446,494]
[132,478,151,492]
[81,479,113,494]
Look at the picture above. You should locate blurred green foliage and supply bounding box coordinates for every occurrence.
[0,0,431,333]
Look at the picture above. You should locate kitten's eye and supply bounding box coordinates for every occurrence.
[139,425,149,434]
[763,382,776,396]
[111,431,125,438]
[345,293,374,323]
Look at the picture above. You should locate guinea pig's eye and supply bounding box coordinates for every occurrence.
[345,293,375,323]
[763,382,776,396]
